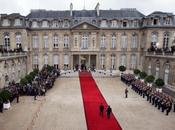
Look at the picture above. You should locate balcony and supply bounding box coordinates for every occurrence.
[0,51,27,60]
[146,46,175,58]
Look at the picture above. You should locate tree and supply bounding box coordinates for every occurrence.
[139,71,147,79]
[20,77,28,86]
[0,90,12,103]
[119,65,126,72]
[133,69,140,75]
[155,78,164,88]
[145,75,155,83]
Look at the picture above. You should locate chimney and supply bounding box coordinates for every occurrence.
[70,3,73,16]
[95,2,100,16]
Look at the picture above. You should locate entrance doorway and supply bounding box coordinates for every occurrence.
[73,55,97,70]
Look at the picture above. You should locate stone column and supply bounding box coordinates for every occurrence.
[88,55,91,67]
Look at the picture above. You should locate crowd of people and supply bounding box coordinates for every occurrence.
[121,73,175,115]
[0,66,60,113]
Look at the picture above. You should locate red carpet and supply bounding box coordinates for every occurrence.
[79,71,122,130]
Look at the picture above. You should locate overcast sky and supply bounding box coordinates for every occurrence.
[0,0,175,16]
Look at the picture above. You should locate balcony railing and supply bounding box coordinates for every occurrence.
[146,51,175,57]
[0,52,27,58]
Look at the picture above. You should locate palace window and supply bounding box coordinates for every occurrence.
[52,21,59,28]
[133,20,138,27]
[81,34,88,49]
[14,19,21,26]
[111,35,116,49]
[164,17,171,25]
[32,35,39,49]
[53,55,59,69]
[43,35,49,48]
[100,35,106,48]
[163,33,169,49]
[3,33,10,50]
[121,34,127,49]
[92,37,96,48]
[130,55,136,69]
[64,35,69,48]
[151,32,158,48]
[153,19,159,25]
[100,20,107,28]
[16,33,22,48]
[63,20,69,28]
[123,21,127,27]
[131,34,137,49]
[2,19,10,26]
[53,35,59,48]
[64,54,69,70]
[120,55,126,66]
[33,55,38,69]
[100,54,105,69]
[44,55,48,65]
[32,21,38,28]
[111,55,115,69]
[111,20,117,28]
[42,21,49,28]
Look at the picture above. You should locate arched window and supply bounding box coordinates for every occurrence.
[131,33,137,49]
[81,33,88,49]
[3,32,10,51]
[33,55,38,69]
[53,34,59,48]
[64,35,69,48]
[53,55,59,69]
[44,55,48,65]
[164,62,170,85]
[64,54,69,70]
[15,33,22,49]
[130,54,136,69]
[100,54,105,69]
[111,55,115,69]
[100,35,106,48]
[163,33,169,49]
[43,35,49,48]
[32,35,38,49]
[111,34,116,49]
[120,55,126,66]
[151,32,158,48]
[121,34,127,49]
[155,61,160,79]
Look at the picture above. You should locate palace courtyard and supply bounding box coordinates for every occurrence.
[0,72,175,130]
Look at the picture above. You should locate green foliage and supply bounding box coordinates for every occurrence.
[33,68,39,75]
[133,69,140,75]
[155,78,164,88]
[0,97,3,104]
[0,90,12,102]
[20,77,28,85]
[119,65,126,72]
[139,71,147,79]
[25,74,33,84]
[145,75,155,83]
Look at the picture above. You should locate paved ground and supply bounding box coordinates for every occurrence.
[0,71,175,130]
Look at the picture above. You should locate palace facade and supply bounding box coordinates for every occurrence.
[0,3,175,87]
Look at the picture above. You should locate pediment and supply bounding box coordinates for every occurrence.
[71,22,99,30]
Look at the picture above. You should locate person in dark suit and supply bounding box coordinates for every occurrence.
[125,88,128,98]
[106,105,112,119]
[16,90,19,103]
[99,103,104,117]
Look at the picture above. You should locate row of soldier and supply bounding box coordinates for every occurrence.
[121,74,175,116]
